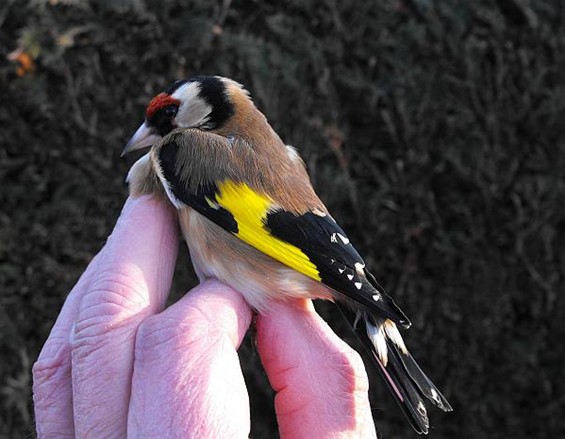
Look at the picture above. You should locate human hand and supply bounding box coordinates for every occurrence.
[33,196,377,438]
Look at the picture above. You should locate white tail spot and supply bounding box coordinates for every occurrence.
[366,321,388,366]
[347,274,354,280]
[417,401,427,417]
[372,294,381,301]
[354,282,362,289]
[384,320,408,354]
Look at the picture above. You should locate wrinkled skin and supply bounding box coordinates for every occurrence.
[32,196,377,438]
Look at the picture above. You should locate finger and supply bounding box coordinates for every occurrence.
[257,300,377,439]
[33,252,102,438]
[128,280,252,439]
[70,196,178,439]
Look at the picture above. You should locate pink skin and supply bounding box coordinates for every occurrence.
[33,196,377,438]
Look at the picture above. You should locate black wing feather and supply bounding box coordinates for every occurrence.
[266,210,410,328]
[158,137,408,327]
[159,139,238,233]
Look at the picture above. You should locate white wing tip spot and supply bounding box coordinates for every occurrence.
[347,274,354,280]
[354,282,362,290]
[372,294,380,301]
[337,233,350,245]
[331,233,338,243]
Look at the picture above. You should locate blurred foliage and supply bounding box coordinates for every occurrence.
[1,0,564,437]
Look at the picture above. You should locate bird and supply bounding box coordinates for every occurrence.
[122,75,452,434]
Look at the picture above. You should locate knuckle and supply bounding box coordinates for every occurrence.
[333,346,370,394]
[33,337,69,381]
[87,268,150,310]
[33,358,62,388]
[71,270,152,349]
[32,347,70,403]
[134,305,218,361]
[135,314,180,355]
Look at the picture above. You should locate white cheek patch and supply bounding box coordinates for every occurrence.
[173,82,212,128]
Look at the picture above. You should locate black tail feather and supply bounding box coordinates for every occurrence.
[364,270,412,330]
[391,342,453,412]
[336,303,451,434]
[373,336,430,433]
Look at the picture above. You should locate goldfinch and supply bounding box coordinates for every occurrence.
[122,76,452,434]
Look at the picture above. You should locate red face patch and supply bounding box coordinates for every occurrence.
[145,93,181,120]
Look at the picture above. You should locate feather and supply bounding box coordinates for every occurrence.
[156,136,410,327]
[336,303,452,434]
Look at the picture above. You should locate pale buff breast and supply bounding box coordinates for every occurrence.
[178,207,333,313]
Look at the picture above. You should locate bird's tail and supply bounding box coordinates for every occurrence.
[336,304,452,434]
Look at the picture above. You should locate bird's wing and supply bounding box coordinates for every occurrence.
[154,135,409,327]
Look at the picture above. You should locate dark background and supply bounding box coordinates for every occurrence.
[1,1,564,438]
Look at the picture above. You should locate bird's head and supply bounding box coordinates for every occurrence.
[122,76,242,156]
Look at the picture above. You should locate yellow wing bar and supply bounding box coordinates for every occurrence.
[215,180,322,281]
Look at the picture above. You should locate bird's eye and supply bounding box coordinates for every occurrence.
[163,105,178,118]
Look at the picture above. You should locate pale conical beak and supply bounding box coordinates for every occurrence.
[121,123,161,157]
